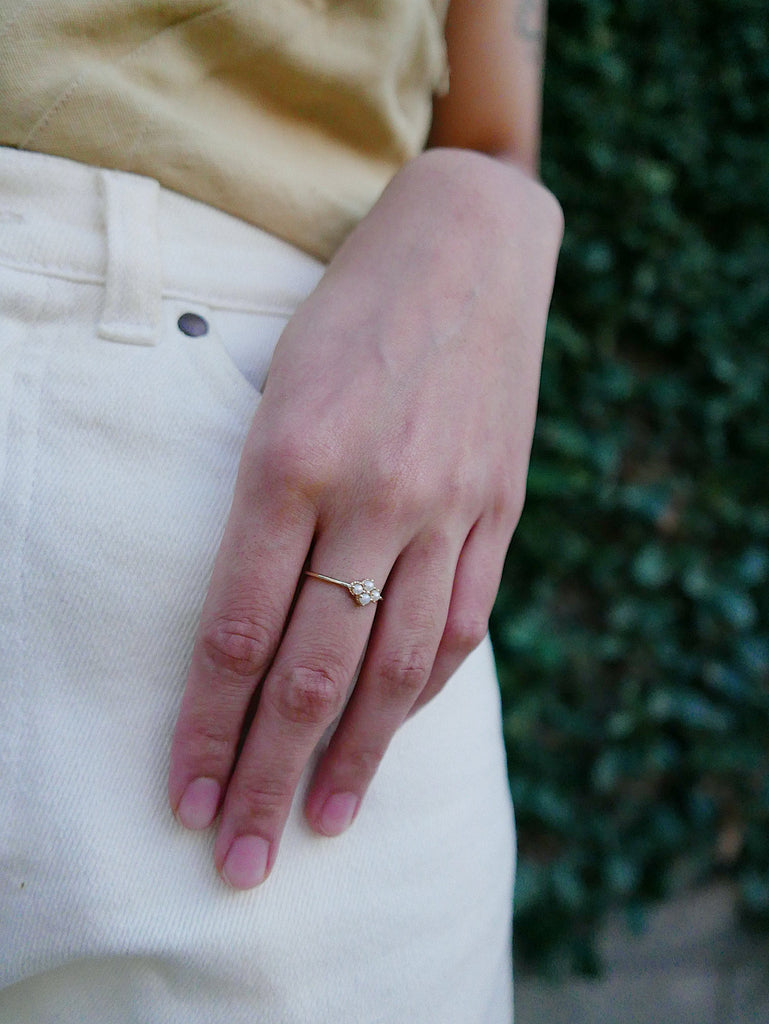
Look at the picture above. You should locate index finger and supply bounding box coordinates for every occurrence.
[167,475,316,832]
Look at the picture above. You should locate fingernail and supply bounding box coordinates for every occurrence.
[221,835,270,889]
[176,777,220,830]
[319,792,359,836]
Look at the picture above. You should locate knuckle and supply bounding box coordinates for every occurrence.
[493,475,527,529]
[262,433,309,485]
[223,775,293,839]
[341,746,384,781]
[443,611,488,656]
[270,665,346,727]
[179,711,235,765]
[376,648,431,704]
[232,777,289,822]
[201,615,273,684]
[259,429,334,499]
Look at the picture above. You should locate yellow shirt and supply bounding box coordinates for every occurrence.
[0,0,450,260]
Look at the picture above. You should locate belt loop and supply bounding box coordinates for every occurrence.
[98,170,161,346]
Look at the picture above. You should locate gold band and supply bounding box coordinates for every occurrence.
[305,571,383,607]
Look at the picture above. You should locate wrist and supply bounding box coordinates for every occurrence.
[398,146,563,247]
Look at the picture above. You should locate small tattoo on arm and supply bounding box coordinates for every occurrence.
[516,0,545,63]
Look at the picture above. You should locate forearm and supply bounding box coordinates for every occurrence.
[429,0,548,176]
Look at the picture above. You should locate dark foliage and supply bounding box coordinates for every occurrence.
[492,0,769,973]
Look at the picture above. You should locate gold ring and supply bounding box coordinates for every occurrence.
[305,571,383,607]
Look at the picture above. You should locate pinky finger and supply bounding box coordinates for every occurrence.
[409,519,506,714]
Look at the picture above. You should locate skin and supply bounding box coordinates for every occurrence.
[168,0,563,890]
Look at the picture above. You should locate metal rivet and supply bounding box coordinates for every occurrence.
[177,312,209,337]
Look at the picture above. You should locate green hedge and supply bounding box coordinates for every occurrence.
[492,0,769,973]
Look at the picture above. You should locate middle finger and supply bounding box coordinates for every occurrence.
[212,545,394,889]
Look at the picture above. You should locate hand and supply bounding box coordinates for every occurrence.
[167,149,563,889]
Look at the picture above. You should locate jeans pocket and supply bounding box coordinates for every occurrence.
[166,299,290,409]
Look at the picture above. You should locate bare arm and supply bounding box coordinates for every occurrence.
[430,0,547,170]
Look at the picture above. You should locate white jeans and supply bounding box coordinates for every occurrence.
[0,147,515,1024]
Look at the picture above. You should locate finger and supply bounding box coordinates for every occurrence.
[168,470,316,832]
[410,516,506,714]
[212,544,394,889]
[304,528,461,837]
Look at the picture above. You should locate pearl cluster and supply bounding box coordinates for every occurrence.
[349,579,382,606]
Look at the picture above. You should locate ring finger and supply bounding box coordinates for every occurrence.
[303,527,463,836]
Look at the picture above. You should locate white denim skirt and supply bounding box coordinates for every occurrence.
[0,146,515,1024]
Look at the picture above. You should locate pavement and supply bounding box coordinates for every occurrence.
[515,883,769,1024]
